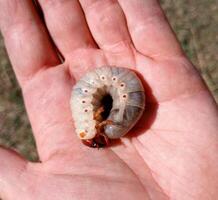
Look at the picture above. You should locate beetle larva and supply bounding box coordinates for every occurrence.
[70,66,145,148]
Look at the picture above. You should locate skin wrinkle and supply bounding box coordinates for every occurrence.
[36,150,150,199]
[39,0,74,9]
[50,175,145,200]
[42,149,141,184]
[119,140,169,199]
[130,10,164,34]
[67,49,108,80]
[37,119,72,142]
[35,141,151,198]
[158,91,218,139]
[22,66,74,162]
[103,44,136,68]
[101,39,131,53]
[151,127,217,153]
[108,151,151,200]
[0,0,59,60]
[33,94,72,134]
[119,0,181,58]
[20,64,53,88]
[149,129,187,147]
[150,52,186,61]
[65,47,102,64]
[38,0,98,58]
[2,22,59,86]
[132,139,189,198]
[133,48,154,62]
[41,2,95,48]
[80,0,132,52]
[157,55,195,73]
[0,153,29,198]
[150,128,214,178]
[113,2,154,61]
[35,121,75,162]
[164,88,211,105]
[146,73,205,104]
[100,1,135,54]
[80,0,118,11]
[39,147,72,163]
[149,128,185,134]
[138,135,191,184]
[134,53,206,103]
[2,17,37,38]
[149,129,178,148]
[17,162,29,181]
[16,163,38,195]
[18,170,42,200]
[133,134,214,199]
[22,63,69,95]
[0,0,24,32]
[148,128,217,155]
[51,170,138,186]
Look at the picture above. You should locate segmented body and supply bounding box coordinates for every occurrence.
[70,66,145,147]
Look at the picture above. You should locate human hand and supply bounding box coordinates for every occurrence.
[0,0,217,199]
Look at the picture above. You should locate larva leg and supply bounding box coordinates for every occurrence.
[93,106,105,122]
[83,120,112,148]
[96,120,113,133]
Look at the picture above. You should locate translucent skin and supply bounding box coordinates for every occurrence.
[71,66,145,140]
[0,0,218,200]
[105,105,144,139]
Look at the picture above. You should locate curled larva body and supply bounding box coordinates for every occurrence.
[70,66,145,147]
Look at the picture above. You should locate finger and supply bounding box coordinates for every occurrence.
[117,0,183,58]
[0,0,60,86]
[0,147,28,199]
[38,0,97,57]
[79,0,132,53]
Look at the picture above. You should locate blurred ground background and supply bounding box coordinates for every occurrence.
[0,0,218,162]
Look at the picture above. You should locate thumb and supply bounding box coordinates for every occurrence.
[0,147,28,200]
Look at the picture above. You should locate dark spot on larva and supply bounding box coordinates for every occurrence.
[101,94,113,120]
[82,100,86,103]
[120,83,125,87]
[112,77,117,81]
[84,109,88,112]
[123,94,127,98]
[84,89,88,93]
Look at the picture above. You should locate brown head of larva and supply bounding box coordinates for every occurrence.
[82,134,110,148]
[83,107,112,148]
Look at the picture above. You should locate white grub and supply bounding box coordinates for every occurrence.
[70,66,145,142]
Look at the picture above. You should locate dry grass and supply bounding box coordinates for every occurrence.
[162,0,218,100]
[0,0,217,162]
[0,43,38,161]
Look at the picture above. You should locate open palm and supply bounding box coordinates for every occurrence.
[0,0,217,200]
